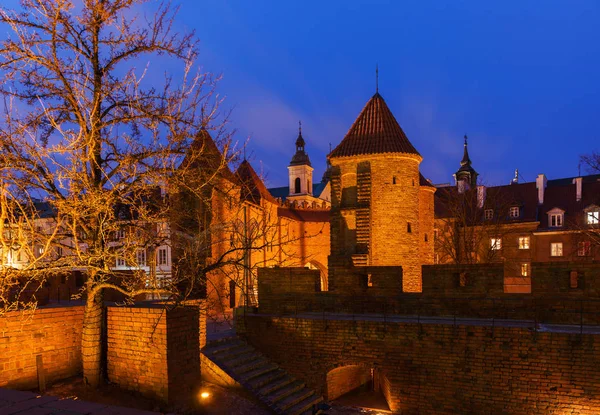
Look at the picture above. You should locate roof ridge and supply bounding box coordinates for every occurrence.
[329,92,420,158]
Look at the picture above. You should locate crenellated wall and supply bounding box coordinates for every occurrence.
[239,314,600,415]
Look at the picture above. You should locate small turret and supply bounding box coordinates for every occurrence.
[454,134,478,192]
[288,121,314,195]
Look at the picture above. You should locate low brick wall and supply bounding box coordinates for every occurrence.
[240,314,600,414]
[0,305,84,389]
[107,304,201,405]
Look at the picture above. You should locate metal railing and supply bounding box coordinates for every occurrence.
[251,293,600,333]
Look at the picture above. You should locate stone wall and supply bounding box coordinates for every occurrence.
[107,304,201,405]
[240,314,600,414]
[0,305,84,390]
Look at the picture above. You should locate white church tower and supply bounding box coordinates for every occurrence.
[288,121,314,197]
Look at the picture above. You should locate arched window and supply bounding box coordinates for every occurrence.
[294,177,301,194]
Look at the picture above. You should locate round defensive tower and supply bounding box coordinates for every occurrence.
[328,92,434,292]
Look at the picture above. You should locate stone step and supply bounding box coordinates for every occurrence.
[258,375,296,396]
[203,336,324,415]
[217,345,256,361]
[287,394,324,415]
[234,357,269,375]
[277,388,315,412]
[239,364,279,382]
[203,340,245,356]
[226,349,260,367]
[266,380,305,405]
[249,369,287,390]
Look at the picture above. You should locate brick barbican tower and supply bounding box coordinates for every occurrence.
[327,92,435,292]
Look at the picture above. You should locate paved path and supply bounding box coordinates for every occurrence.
[0,389,161,415]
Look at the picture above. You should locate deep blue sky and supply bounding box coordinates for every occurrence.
[3,1,600,187]
[178,0,600,187]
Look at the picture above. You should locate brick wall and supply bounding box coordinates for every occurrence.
[240,314,600,414]
[107,304,201,405]
[326,365,370,401]
[532,261,600,296]
[257,267,320,313]
[0,305,83,389]
[422,263,505,296]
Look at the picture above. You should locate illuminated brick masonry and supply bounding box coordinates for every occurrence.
[327,92,435,293]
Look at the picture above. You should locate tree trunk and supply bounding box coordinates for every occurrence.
[82,287,104,388]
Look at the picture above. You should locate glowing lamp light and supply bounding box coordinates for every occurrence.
[200,391,210,399]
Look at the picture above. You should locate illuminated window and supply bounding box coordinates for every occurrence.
[490,238,502,250]
[550,242,563,257]
[509,206,520,218]
[136,249,146,266]
[158,248,168,265]
[521,263,530,277]
[485,209,493,220]
[116,257,125,267]
[578,241,591,257]
[586,211,599,225]
[518,236,530,250]
[367,274,373,287]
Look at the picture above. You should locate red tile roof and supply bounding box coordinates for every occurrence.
[329,92,420,158]
[235,160,277,205]
[277,207,330,223]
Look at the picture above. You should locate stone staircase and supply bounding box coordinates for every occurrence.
[202,336,325,415]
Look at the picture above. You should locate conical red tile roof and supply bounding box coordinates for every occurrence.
[329,92,420,158]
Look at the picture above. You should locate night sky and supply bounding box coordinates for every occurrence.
[3,1,600,188]
[180,0,600,188]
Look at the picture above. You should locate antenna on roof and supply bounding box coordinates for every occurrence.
[376,64,379,93]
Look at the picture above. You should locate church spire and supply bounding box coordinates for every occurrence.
[460,134,472,166]
[290,121,311,167]
[455,134,478,190]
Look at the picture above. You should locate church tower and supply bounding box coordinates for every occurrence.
[287,121,314,197]
[454,134,478,192]
[328,92,435,292]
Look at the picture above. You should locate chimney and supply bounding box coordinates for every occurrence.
[536,174,547,205]
[573,177,582,202]
[477,185,486,209]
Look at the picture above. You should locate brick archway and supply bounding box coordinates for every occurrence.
[325,363,392,411]
[305,260,328,291]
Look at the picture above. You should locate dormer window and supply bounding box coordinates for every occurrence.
[584,205,599,225]
[509,206,520,218]
[547,208,564,228]
[484,209,493,220]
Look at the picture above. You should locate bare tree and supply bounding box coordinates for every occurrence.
[434,185,523,265]
[0,0,238,388]
[581,151,600,175]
